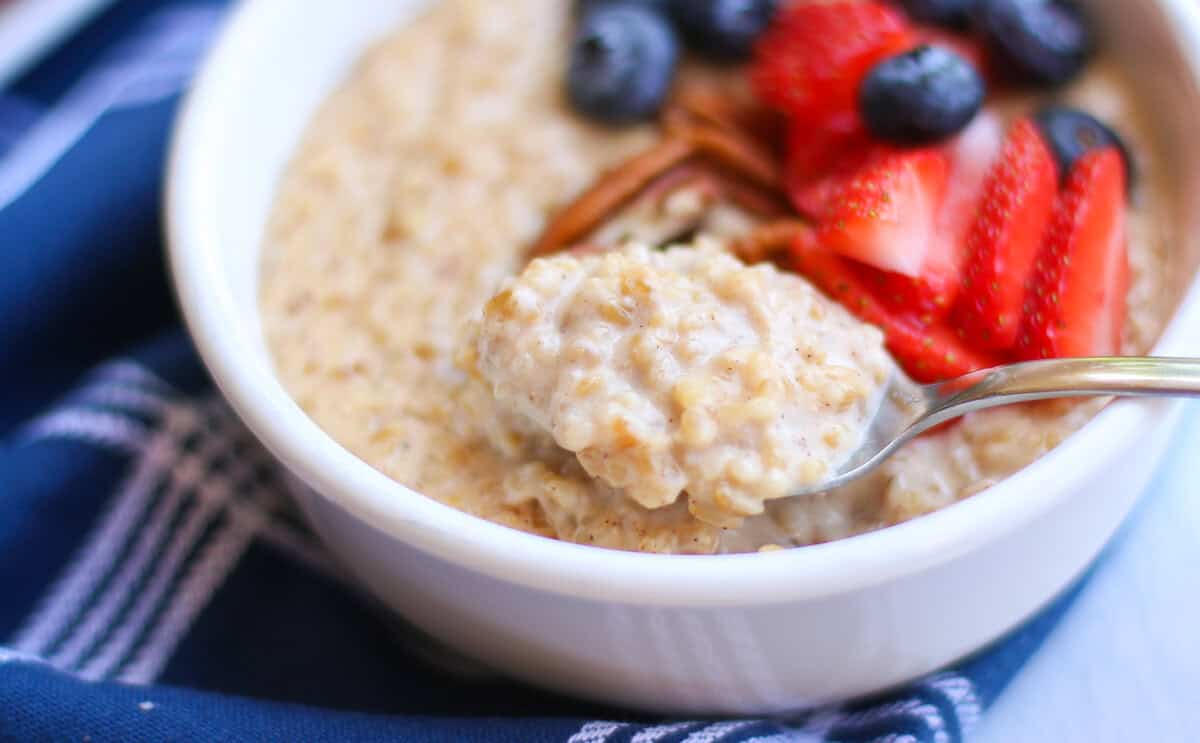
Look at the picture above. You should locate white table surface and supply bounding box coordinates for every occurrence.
[976,403,1200,743]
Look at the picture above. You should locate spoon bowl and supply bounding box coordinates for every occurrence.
[802,356,1200,497]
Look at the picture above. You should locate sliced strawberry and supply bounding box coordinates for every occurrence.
[784,119,883,219]
[885,315,1002,384]
[952,118,1059,350]
[866,112,1006,321]
[857,263,959,322]
[935,112,1005,262]
[790,228,1001,383]
[790,225,887,321]
[1017,149,1129,360]
[784,119,863,194]
[791,113,1004,315]
[818,148,950,277]
[752,1,913,126]
[788,169,845,220]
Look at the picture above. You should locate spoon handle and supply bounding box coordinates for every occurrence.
[927,357,1200,418]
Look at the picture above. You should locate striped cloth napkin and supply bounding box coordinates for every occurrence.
[0,1,1105,741]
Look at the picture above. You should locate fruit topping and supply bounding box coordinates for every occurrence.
[915,27,993,81]
[953,118,1058,349]
[818,148,950,277]
[1033,105,1134,186]
[860,44,986,144]
[812,112,1000,322]
[552,0,1130,379]
[568,3,681,124]
[933,111,1004,265]
[669,0,779,62]
[790,226,1000,382]
[1017,148,1129,359]
[972,0,1091,86]
[898,0,978,30]
[784,75,999,222]
[752,1,913,126]
[858,262,960,322]
[882,311,1002,382]
[783,119,881,218]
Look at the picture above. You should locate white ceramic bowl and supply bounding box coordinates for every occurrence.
[167,0,1200,715]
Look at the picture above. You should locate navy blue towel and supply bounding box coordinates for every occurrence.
[0,2,1099,740]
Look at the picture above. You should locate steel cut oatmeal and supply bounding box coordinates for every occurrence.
[260,0,1174,553]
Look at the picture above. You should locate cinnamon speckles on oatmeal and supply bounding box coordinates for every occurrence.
[462,241,891,526]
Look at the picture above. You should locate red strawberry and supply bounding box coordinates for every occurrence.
[935,112,1005,262]
[952,118,1059,350]
[865,113,1006,318]
[792,114,1004,315]
[784,119,883,218]
[866,112,1005,321]
[885,315,1001,384]
[790,228,1000,383]
[1017,149,1129,360]
[752,1,913,126]
[818,148,951,277]
[857,263,959,322]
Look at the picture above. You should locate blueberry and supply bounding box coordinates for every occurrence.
[972,0,1091,86]
[1034,106,1135,186]
[574,0,671,18]
[568,4,680,124]
[668,0,779,62]
[860,45,986,145]
[897,0,978,30]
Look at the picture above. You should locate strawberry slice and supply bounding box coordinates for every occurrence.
[1017,149,1129,360]
[856,263,958,322]
[784,119,883,219]
[818,148,950,277]
[854,114,1005,321]
[790,227,1000,383]
[752,1,913,126]
[936,112,1005,260]
[953,118,1059,350]
[789,112,1004,321]
[886,315,1001,384]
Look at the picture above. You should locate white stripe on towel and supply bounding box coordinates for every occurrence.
[11,419,181,656]
[0,5,221,210]
[568,721,629,743]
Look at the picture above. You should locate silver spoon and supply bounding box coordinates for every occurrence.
[798,356,1200,497]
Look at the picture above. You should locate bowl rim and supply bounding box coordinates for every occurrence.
[166,0,1200,607]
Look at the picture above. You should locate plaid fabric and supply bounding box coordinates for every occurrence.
[0,2,1133,741]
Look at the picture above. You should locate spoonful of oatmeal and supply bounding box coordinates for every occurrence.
[460,239,894,527]
[461,241,1200,525]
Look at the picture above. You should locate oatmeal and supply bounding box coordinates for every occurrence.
[260,0,1174,553]
[462,241,891,526]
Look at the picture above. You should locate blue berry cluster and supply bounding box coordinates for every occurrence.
[568,0,777,123]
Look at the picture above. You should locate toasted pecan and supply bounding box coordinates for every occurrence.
[732,219,809,265]
[671,84,784,152]
[530,84,790,259]
[712,173,791,219]
[530,136,695,258]
[665,118,781,190]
